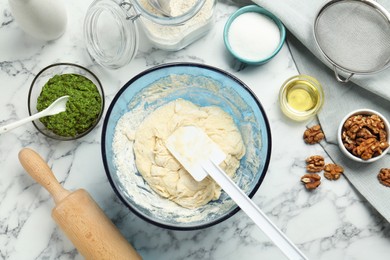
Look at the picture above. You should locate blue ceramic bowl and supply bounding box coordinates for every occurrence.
[223,5,286,65]
[102,63,271,230]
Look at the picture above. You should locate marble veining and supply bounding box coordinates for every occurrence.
[1,0,390,259]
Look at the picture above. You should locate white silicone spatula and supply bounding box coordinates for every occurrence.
[166,126,308,260]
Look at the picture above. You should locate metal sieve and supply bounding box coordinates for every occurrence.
[314,0,390,82]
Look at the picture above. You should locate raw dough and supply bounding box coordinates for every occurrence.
[133,99,246,209]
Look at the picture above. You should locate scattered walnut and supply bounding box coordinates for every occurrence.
[378,168,390,187]
[306,155,325,172]
[341,114,389,160]
[303,125,325,144]
[324,163,344,180]
[301,174,321,190]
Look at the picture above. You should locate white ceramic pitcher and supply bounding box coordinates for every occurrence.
[8,0,67,41]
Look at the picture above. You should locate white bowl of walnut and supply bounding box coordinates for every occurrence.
[338,109,390,163]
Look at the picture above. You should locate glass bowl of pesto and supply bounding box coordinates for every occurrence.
[28,63,105,140]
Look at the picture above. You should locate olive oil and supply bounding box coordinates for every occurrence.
[279,75,324,121]
[286,80,319,112]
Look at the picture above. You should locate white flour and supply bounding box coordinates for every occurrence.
[168,0,197,17]
[138,0,215,49]
[139,0,205,17]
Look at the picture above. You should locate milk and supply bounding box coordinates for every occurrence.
[9,0,67,41]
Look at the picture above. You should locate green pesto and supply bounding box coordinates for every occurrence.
[37,74,102,137]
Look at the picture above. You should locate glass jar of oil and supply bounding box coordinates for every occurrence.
[279,75,324,121]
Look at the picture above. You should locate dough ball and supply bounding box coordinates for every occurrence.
[133,99,245,209]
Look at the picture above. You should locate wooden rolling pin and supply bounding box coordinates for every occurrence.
[18,148,142,260]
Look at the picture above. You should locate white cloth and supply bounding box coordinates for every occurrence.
[252,0,390,222]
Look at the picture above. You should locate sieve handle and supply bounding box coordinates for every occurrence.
[333,66,354,83]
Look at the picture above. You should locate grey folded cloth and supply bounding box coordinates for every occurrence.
[252,0,390,222]
[252,0,390,102]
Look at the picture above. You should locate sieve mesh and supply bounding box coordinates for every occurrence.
[314,0,390,74]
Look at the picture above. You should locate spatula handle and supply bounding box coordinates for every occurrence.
[18,148,70,204]
[203,160,308,260]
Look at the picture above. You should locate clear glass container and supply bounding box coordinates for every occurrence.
[279,75,324,121]
[84,0,216,69]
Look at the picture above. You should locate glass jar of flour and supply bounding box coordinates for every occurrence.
[84,0,216,69]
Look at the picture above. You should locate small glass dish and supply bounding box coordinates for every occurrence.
[223,5,286,65]
[337,109,390,163]
[28,63,105,140]
[279,75,324,121]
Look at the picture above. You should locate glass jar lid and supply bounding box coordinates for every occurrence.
[84,0,139,69]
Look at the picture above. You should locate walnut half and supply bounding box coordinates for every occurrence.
[301,174,321,190]
[306,155,325,172]
[324,163,344,180]
[304,125,325,144]
[378,168,390,187]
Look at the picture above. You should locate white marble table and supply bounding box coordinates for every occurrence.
[1,1,390,259]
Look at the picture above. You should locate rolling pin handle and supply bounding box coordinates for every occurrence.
[18,148,70,204]
[18,148,142,260]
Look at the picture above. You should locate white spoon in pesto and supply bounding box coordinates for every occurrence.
[0,95,69,134]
